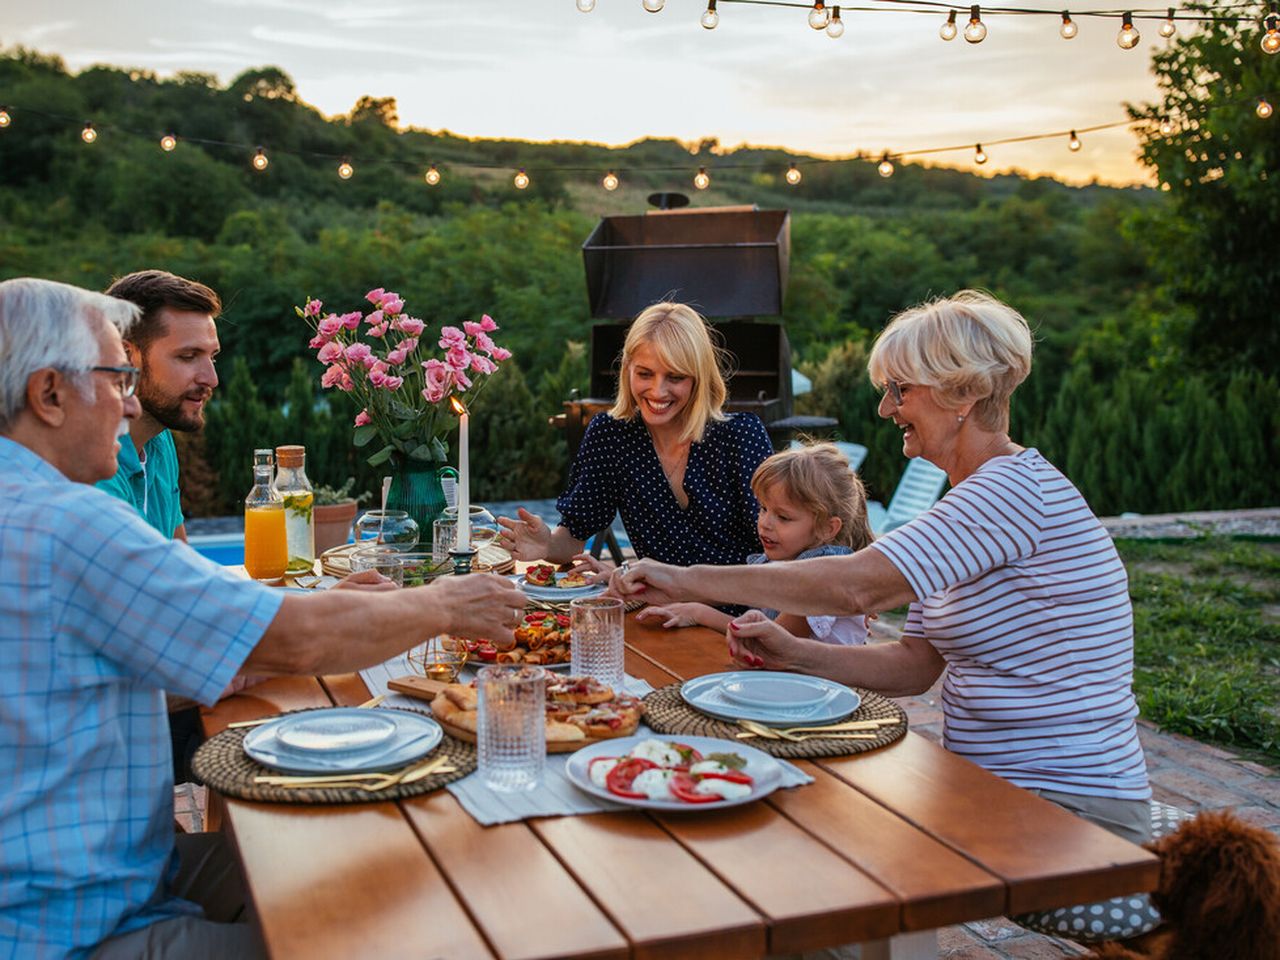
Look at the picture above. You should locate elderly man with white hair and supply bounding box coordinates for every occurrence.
[0,278,525,959]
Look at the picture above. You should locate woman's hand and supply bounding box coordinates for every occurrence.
[635,603,702,629]
[497,507,552,561]
[611,558,685,605]
[568,552,614,585]
[726,609,805,670]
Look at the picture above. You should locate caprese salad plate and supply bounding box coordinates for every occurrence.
[564,734,784,811]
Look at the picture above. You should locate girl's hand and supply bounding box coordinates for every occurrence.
[496,507,552,561]
[726,609,803,670]
[635,603,700,629]
[568,553,614,585]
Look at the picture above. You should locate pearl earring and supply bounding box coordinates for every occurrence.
[957,414,966,423]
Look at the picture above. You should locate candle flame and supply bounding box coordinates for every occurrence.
[450,396,466,415]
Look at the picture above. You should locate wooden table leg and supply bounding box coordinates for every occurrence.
[862,929,938,960]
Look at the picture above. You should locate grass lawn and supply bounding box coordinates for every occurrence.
[1119,536,1280,767]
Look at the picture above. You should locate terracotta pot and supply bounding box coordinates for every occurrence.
[313,500,358,555]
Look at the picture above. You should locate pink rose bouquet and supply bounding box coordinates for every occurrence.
[296,290,511,466]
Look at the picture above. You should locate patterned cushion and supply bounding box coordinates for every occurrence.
[1010,800,1191,943]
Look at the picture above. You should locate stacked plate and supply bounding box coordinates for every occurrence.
[242,707,443,775]
[680,671,861,726]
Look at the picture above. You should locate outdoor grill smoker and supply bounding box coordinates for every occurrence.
[549,194,836,560]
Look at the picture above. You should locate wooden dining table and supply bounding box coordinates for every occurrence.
[202,614,1159,960]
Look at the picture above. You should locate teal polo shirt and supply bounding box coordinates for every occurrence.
[96,429,186,538]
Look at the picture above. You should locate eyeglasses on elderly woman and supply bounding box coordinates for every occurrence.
[877,378,906,407]
[90,365,141,399]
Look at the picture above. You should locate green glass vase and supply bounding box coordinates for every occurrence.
[385,459,457,551]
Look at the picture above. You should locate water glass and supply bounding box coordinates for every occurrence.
[570,597,625,690]
[431,518,456,565]
[350,546,405,587]
[477,665,548,792]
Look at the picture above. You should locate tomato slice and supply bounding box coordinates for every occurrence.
[669,772,721,803]
[698,770,753,785]
[474,646,498,662]
[605,757,658,799]
[555,614,570,628]
[668,743,704,771]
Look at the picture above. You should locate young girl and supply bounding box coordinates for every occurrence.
[636,442,874,644]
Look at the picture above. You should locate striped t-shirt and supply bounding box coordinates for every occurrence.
[871,449,1150,801]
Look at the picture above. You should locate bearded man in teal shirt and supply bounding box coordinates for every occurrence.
[96,270,221,539]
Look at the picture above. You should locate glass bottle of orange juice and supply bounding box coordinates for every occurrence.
[244,449,288,582]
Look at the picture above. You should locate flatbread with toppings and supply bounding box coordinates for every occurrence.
[557,570,591,588]
[430,676,642,752]
[524,563,556,587]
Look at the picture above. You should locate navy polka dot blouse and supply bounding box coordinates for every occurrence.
[556,412,773,567]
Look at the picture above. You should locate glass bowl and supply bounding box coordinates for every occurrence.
[396,551,450,588]
[442,504,500,548]
[407,635,470,684]
[354,509,420,551]
[350,545,405,587]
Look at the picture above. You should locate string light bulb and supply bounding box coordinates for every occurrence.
[1159,116,1175,136]
[940,10,958,40]
[826,6,844,37]
[694,167,711,190]
[0,107,9,128]
[424,164,441,185]
[252,147,269,171]
[1263,14,1280,54]
[1060,11,1078,39]
[81,122,97,144]
[1068,130,1082,152]
[1117,12,1140,49]
[337,159,354,180]
[785,163,802,185]
[514,168,530,189]
[1258,98,1274,119]
[808,1,829,30]
[964,5,987,43]
[642,0,665,12]
[701,0,719,29]
[878,153,894,177]
[1158,8,1176,38]
[160,133,177,152]
[602,170,619,191]
[576,0,595,11]
[974,143,988,164]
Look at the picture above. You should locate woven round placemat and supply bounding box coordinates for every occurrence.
[192,708,476,805]
[642,683,907,759]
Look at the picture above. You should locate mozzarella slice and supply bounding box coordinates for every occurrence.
[627,739,685,768]
[689,760,734,777]
[630,767,676,800]
[692,778,753,801]
[589,757,619,788]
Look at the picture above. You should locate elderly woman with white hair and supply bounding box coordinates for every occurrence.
[615,290,1153,846]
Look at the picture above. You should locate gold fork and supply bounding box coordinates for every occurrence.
[735,719,884,742]
[255,755,455,790]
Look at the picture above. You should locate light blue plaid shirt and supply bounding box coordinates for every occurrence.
[0,437,283,959]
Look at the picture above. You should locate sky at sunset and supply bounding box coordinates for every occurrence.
[1,0,1175,186]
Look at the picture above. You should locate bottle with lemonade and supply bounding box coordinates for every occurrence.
[244,448,288,582]
[273,444,316,575]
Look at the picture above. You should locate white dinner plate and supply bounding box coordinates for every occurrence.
[563,734,784,811]
[680,672,860,726]
[274,710,398,753]
[243,708,443,774]
[515,573,607,601]
[718,673,834,709]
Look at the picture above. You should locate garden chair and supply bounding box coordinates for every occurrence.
[865,457,948,534]
[788,439,868,472]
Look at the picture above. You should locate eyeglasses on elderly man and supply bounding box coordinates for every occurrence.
[90,364,141,398]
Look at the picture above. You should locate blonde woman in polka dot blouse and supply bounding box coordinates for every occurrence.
[498,302,773,573]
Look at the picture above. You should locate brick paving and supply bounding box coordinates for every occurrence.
[175,511,1279,957]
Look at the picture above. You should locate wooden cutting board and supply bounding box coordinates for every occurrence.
[387,675,632,754]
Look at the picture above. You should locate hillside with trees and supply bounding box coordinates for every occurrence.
[0,32,1275,516]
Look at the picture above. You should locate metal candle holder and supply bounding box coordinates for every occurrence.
[448,545,479,576]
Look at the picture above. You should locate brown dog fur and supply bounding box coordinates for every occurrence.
[1091,809,1280,960]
